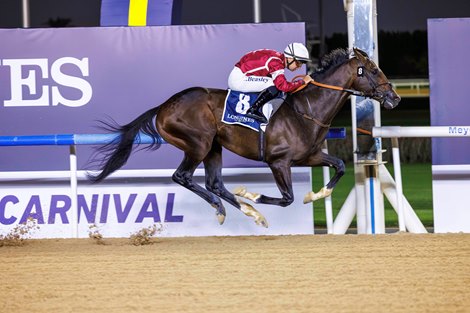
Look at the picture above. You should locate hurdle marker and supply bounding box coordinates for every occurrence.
[373,126,470,232]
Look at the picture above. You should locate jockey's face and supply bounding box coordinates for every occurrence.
[285,57,304,71]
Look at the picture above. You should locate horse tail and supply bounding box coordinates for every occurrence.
[89,106,161,183]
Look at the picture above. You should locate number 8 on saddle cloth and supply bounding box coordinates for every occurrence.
[222,89,284,132]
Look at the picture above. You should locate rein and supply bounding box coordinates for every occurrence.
[292,76,370,97]
[288,67,391,127]
[291,105,330,128]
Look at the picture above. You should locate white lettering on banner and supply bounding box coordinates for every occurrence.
[449,126,470,136]
[2,57,92,108]
[51,57,92,107]
[3,58,49,106]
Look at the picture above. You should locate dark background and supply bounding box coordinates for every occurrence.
[1,0,469,77]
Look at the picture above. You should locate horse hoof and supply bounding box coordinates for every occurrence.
[303,192,314,204]
[256,217,269,228]
[216,213,226,225]
[233,186,246,196]
[239,200,268,228]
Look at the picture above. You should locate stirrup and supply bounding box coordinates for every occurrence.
[245,110,268,124]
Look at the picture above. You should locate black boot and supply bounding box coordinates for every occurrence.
[245,87,278,124]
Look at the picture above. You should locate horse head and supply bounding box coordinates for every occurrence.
[351,47,401,109]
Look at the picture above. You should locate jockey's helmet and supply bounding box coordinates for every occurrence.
[284,43,310,63]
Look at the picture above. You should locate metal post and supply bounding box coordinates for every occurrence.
[69,145,78,238]
[391,138,406,231]
[345,0,384,234]
[253,0,261,23]
[321,141,334,233]
[318,0,326,56]
[22,0,30,28]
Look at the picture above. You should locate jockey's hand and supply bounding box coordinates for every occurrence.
[303,75,314,84]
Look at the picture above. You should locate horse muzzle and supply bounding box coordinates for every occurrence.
[376,90,401,110]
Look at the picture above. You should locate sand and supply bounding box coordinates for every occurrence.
[1,233,469,313]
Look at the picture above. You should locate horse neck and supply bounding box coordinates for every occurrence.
[302,60,356,125]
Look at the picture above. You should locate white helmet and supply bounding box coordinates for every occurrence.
[284,42,310,62]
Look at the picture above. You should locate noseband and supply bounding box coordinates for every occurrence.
[359,65,393,104]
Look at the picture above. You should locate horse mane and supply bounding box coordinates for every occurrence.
[311,48,351,79]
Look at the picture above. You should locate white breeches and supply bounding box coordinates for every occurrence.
[227,67,275,92]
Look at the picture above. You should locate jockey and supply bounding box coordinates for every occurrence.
[228,42,314,123]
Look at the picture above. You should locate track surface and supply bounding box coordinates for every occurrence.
[1,233,469,313]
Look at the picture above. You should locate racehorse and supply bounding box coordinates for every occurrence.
[89,48,401,227]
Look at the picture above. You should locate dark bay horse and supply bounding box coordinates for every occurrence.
[90,48,400,227]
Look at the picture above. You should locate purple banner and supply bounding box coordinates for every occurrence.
[428,18,470,165]
[0,23,306,171]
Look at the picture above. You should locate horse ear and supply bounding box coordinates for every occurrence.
[353,47,368,63]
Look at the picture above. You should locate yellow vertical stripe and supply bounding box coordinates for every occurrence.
[128,0,148,26]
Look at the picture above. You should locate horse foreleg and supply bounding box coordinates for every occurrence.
[234,161,295,207]
[172,155,226,224]
[204,145,268,227]
[302,151,345,204]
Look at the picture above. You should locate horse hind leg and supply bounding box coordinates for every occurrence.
[303,152,344,204]
[172,154,227,224]
[234,160,295,208]
[203,146,268,228]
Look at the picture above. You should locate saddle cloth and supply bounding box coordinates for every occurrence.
[222,89,282,132]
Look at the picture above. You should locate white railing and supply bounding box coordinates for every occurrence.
[0,129,346,237]
[390,78,429,98]
[372,126,470,232]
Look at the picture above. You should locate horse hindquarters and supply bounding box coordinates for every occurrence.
[155,88,218,160]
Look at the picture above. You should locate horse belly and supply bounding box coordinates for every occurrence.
[217,125,261,161]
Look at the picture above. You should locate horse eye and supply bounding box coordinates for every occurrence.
[371,68,378,75]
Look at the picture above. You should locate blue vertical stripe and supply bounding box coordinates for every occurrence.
[369,177,375,234]
[147,0,174,25]
[100,0,130,26]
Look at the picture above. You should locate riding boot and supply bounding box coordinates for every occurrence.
[245,87,278,124]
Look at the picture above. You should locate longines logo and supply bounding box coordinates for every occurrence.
[0,57,92,107]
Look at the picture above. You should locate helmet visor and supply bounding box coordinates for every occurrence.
[294,59,308,66]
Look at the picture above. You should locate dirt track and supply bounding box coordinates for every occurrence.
[1,233,469,313]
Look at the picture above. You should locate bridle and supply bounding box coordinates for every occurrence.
[288,55,394,127]
[357,61,394,104]
[292,63,393,104]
